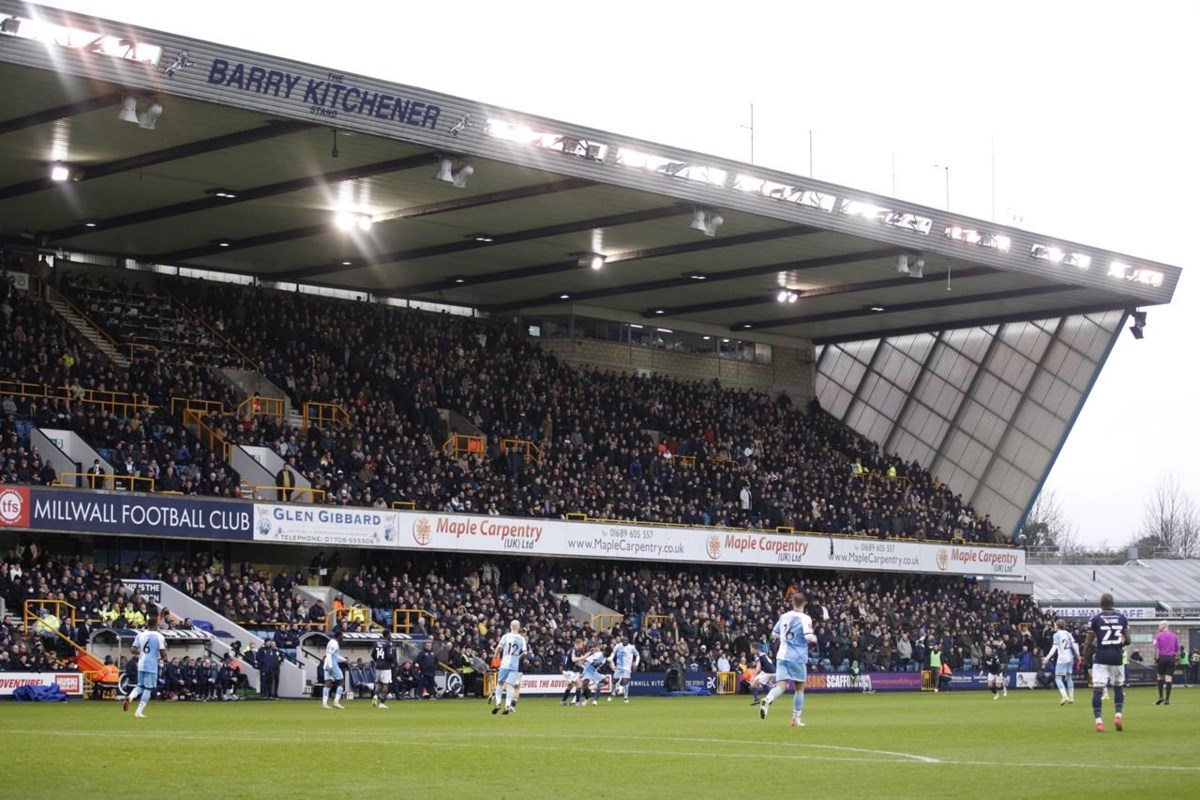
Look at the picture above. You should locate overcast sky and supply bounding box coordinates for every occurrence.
[36,1,1199,548]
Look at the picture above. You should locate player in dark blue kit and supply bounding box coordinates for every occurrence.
[371,630,396,709]
[1082,592,1130,733]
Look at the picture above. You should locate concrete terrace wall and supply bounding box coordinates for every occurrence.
[537,337,815,399]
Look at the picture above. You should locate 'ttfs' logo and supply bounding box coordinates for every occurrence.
[0,488,30,527]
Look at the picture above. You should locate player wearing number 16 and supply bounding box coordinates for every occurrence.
[1082,593,1130,733]
[758,592,817,727]
[124,606,166,718]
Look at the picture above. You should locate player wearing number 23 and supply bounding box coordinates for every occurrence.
[1082,592,1129,733]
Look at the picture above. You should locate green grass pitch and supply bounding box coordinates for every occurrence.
[1,687,1195,798]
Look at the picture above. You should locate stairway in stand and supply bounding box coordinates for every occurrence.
[46,295,130,369]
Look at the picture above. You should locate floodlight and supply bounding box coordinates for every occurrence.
[49,163,71,182]
[689,208,724,237]
[436,158,473,188]
[895,254,910,275]
[577,252,606,270]
[118,95,140,124]
[776,290,797,303]
[1128,309,1147,340]
[910,257,925,279]
[138,101,162,129]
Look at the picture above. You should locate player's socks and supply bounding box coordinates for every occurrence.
[1092,689,1103,719]
[764,685,785,705]
[137,698,149,716]
[1165,683,1172,702]
[1114,686,1124,714]
[322,687,330,705]
[792,690,805,717]
[1157,679,1164,700]
[561,687,573,704]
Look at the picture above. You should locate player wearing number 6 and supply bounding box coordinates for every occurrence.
[124,607,166,718]
[759,592,817,727]
[1082,593,1130,733]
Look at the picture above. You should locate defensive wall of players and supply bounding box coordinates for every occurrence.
[0,486,1026,579]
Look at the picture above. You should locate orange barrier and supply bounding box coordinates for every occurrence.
[302,401,350,432]
[500,438,543,464]
[444,434,484,457]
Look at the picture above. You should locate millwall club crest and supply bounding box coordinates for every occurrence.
[706,534,722,560]
[936,548,950,571]
[412,517,432,546]
[162,50,195,78]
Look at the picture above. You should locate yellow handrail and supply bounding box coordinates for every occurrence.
[443,434,485,457]
[0,379,151,417]
[128,342,158,361]
[54,471,156,493]
[45,283,125,355]
[391,500,416,510]
[163,287,261,373]
[249,485,325,503]
[238,394,285,420]
[182,408,230,460]
[392,608,438,634]
[591,612,624,632]
[170,396,226,417]
[500,438,543,464]
[301,401,350,432]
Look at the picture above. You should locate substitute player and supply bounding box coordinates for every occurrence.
[124,608,166,718]
[1082,593,1129,732]
[1042,619,1080,706]
[759,592,816,727]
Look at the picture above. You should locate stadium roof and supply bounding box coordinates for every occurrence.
[0,1,1184,540]
[1029,560,1200,611]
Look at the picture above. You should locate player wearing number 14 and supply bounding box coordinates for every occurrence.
[1082,593,1130,733]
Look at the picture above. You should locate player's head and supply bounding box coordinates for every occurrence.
[382,629,392,640]
[510,620,521,633]
[146,605,158,629]
[790,591,806,609]
[1158,620,1169,632]
[333,626,344,641]
[1099,592,1115,610]
[1054,619,1065,630]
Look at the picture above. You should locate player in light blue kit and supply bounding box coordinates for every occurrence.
[1042,618,1080,706]
[492,620,528,716]
[759,592,816,727]
[322,628,346,709]
[124,608,166,718]
[607,634,639,703]
[578,643,607,705]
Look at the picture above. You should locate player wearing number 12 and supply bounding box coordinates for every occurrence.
[124,607,166,718]
[759,592,817,727]
[492,620,528,716]
[1082,593,1130,733]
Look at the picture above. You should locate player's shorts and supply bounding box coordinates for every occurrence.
[1091,663,1124,688]
[750,671,775,688]
[614,669,631,682]
[497,668,521,687]
[1053,661,1073,676]
[986,672,1004,687]
[138,669,158,691]
[562,670,580,682]
[1156,657,1177,678]
[376,669,393,684]
[325,661,344,682]
[581,670,601,684]
[776,659,807,684]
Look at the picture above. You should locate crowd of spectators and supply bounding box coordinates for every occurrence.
[7,267,1010,544]
[165,277,1002,543]
[2,538,1065,686]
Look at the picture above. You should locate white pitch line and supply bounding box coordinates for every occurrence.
[12,728,1200,772]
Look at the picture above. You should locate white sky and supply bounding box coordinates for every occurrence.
[35,0,1200,548]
